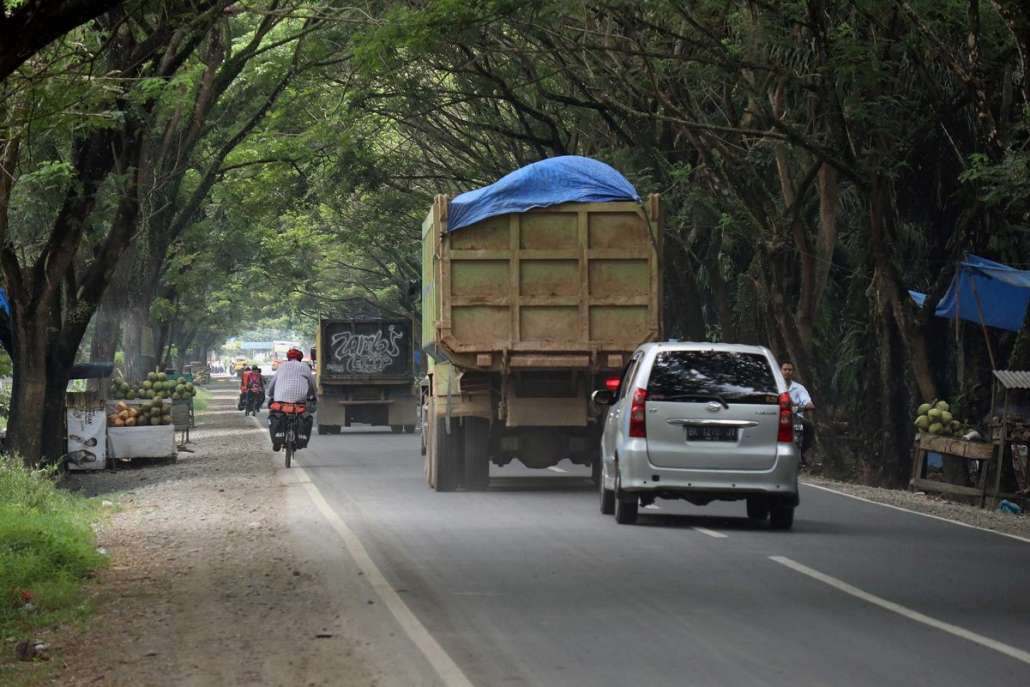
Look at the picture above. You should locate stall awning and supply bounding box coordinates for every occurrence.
[909,255,1030,332]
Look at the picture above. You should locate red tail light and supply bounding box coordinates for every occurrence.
[629,388,648,438]
[778,391,794,443]
[605,377,621,392]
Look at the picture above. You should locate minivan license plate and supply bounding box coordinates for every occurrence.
[686,427,738,442]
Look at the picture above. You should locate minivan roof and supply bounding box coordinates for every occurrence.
[636,341,775,356]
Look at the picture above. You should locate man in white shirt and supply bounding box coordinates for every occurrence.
[780,362,814,414]
[266,349,317,404]
[266,348,317,451]
[781,361,814,466]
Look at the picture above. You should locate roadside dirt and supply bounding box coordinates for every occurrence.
[804,476,1030,540]
[18,383,386,686]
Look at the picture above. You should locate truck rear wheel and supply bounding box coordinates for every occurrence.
[463,417,490,491]
[431,417,462,492]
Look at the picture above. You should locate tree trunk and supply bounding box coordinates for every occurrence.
[7,319,49,466]
[90,292,123,363]
[123,303,157,381]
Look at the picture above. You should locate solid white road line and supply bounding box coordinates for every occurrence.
[770,556,1030,667]
[693,527,727,539]
[642,504,660,510]
[547,466,568,473]
[295,463,476,687]
[252,413,474,687]
[802,481,1030,545]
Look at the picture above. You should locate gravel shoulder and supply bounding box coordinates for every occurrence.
[804,476,1030,541]
[13,382,434,686]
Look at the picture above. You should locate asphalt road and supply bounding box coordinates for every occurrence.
[283,422,1030,687]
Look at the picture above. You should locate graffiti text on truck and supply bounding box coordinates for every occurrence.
[329,326,404,374]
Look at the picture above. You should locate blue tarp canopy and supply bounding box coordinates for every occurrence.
[447,155,641,232]
[0,288,9,316]
[909,255,1030,332]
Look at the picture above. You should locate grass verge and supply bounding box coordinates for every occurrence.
[0,457,107,640]
[193,387,211,414]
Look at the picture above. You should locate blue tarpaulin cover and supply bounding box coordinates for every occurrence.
[909,255,1030,332]
[0,288,9,316]
[447,156,640,232]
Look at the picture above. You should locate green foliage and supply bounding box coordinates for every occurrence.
[0,457,106,636]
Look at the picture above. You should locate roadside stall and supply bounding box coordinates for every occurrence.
[909,256,1030,507]
[105,371,195,465]
[66,362,114,471]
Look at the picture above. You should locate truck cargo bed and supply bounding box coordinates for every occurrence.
[422,195,661,371]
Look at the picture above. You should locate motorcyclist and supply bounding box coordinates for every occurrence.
[246,366,265,414]
[238,366,252,411]
[780,361,814,466]
[265,348,317,451]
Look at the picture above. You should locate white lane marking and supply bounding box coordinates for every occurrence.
[643,504,660,510]
[547,466,568,473]
[802,481,1030,545]
[295,463,476,687]
[250,413,474,686]
[770,556,1030,666]
[693,527,727,539]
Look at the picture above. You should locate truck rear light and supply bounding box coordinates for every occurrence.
[629,388,648,438]
[605,377,621,392]
[778,391,794,443]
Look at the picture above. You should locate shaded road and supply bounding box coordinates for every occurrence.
[282,423,1030,686]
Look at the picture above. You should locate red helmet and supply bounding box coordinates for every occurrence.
[286,348,303,361]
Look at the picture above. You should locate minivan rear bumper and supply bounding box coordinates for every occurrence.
[618,443,800,504]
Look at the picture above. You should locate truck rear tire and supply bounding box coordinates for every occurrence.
[463,417,490,491]
[432,417,462,492]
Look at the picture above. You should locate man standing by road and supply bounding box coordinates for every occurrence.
[781,361,815,466]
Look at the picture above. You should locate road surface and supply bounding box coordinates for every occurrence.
[272,421,1030,686]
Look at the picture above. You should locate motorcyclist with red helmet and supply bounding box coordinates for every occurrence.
[265,348,317,451]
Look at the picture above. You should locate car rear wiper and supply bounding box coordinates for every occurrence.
[652,394,730,408]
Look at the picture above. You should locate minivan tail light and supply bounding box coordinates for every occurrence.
[629,388,648,438]
[777,392,794,443]
[605,377,621,392]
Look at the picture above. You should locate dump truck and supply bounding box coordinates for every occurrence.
[420,190,662,490]
[314,318,418,434]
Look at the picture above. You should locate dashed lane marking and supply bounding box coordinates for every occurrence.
[693,527,727,539]
[802,481,1030,545]
[771,556,1030,667]
[546,466,568,473]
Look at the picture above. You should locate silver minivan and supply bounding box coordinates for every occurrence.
[592,342,800,529]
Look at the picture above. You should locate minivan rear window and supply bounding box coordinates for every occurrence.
[647,351,778,404]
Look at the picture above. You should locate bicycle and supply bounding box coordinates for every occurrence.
[269,401,312,468]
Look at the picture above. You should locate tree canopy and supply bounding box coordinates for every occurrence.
[2,0,1029,481]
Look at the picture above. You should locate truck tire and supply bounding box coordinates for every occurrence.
[463,417,490,491]
[432,417,462,492]
[390,425,403,433]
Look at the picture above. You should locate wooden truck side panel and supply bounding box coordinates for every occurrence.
[422,194,661,371]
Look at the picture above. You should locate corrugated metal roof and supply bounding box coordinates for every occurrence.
[993,369,1030,389]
